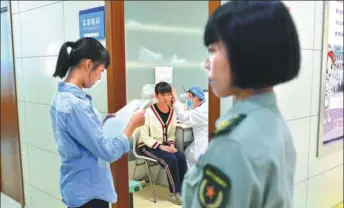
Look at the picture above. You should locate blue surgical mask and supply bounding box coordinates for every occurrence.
[187,99,193,109]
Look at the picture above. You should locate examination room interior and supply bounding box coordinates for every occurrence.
[0,1,343,208]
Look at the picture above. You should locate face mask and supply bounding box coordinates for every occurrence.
[187,99,193,109]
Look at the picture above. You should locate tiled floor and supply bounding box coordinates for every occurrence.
[1,191,343,208]
[1,185,180,208]
[133,184,180,208]
[335,202,343,208]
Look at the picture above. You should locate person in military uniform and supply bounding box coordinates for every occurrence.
[181,1,300,208]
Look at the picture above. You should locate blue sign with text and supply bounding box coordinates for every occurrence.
[79,6,105,40]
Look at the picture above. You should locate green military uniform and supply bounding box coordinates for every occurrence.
[182,92,296,208]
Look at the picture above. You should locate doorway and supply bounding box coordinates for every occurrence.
[105,1,221,207]
[0,0,24,205]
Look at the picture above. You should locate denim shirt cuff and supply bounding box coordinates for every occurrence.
[119,133,130,153]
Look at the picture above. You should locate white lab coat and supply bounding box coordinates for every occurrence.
[174,100,208,168]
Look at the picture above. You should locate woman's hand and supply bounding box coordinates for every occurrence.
[171,88,178,106]
[160,145,175,153]
[169,144,178,153]
[130,110,146,128]
[123,110,146,138]
[160,144,177,153]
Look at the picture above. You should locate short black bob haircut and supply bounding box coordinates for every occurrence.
[53,37,110,79]
[155,82,172,95]
[204,0,301,89]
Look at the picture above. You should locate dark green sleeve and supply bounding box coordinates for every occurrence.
[197,138,264,208]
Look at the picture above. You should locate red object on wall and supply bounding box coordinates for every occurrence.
[328,50,336,64]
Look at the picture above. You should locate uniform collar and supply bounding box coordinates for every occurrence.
[217,91,277,127]
[57,82,91,100]
[232,91,277,113]
[199,100,206,107]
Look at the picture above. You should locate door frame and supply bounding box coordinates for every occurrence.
[1,1,25,206]
[208,0,221,135]
[104,1,221,207]
[105,2,128,208]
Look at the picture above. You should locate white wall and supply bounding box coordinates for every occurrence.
[219,1,343,208]
[11,1,107,208]
[278,2,343,208]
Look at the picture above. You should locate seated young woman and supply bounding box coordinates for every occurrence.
[138,81,187,205]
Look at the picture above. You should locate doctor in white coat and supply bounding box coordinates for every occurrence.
[172,87,208,168]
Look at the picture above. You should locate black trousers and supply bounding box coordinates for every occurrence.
[69,199,109,208]
[140,147,188,193]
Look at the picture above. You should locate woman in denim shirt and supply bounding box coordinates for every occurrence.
[50,37,145,208]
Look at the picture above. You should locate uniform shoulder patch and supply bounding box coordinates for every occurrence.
[211,114,247,137]
[198,164,231,208]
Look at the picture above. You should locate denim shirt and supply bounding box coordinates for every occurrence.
[50,82,130,207]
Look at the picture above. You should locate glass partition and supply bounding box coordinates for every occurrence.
[124,1,209,206]
[125,1,208,102]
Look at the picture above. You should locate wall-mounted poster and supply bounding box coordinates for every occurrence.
[79,6,105,40]
[317,1,344,157]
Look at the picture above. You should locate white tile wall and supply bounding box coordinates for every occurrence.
[20,143,31,184]
[28,146,61,199]
[279,2,343,207]
[30,186,65,208]
[219,1,343,208]
[18,1,59,13]
[283,1,316,50]
[25,103,58,154]
[84,78,108,113]
[23,183,33,208]
[19,3,64,57]
[313,1,325,51]
[275,49,314,121]
[11,14,21,58]
[10,1,107,207]
[22,57,59,104]
[287,118,310,184]
[294,182,307,208]
[11,1,19,14]
[15,58,24,101]
[307,165,344,208]
[311,51,323,116]
[17,101,27,142]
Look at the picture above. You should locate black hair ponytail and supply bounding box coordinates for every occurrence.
[53,41,75,78]
[53,38,110,79]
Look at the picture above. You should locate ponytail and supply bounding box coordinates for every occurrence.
[53,41,75,78]
[53,38,110,79]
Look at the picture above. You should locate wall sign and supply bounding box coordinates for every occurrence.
[79,6,105,40]
[155,66,173,84]
[317,1,343,157]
